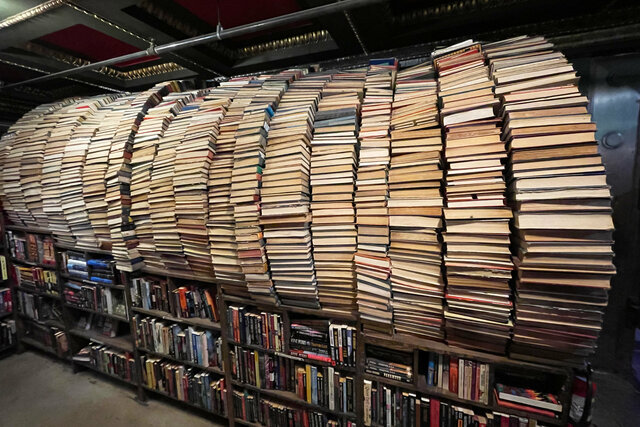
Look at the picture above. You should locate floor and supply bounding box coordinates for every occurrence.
[0,351,225,427]
[0,350,639,426]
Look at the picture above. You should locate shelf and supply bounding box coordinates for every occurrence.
[234,418,262,427]
[223,294,357,321]
[60,273,123,290]
[21,337,69,360]
[363,373,564,426]
[132,307,220,330]
[0,343,17,352]
[231,380,356,419]
[227,340,286,356]
[137,347,224,375]
[0,311,13,320]
[74,361,137,387]
[63,304,129,322]
[5,225,52,234]
[17,313,65,330]
[140,267,216,284]
[142,384,227,417]
[10,258,57,269]
[69,328,134,352]
[17,286,61,300]
[363,330,571,375]
[54,242,113,256]
[227,339,356,373]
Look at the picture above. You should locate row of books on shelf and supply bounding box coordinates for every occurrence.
[227,306,284,351]
[23,322,69,357]
[14,265,58,294]
[0,287,12,314]
[0,319,16,348]
[364,380,550,427]
[17,290,61,321]
[76,314,122,339]
[73,344,136,382]
[134,314,222,368]
[131,276,219,323]
[423,352,490,405]
[63,281,127,318]
[63,251,116,285]
[141,355,227,415]
[366,346,413,384]
[6,232,56,266]
[233,392,354,427]
[231,345,355,414]
[290,320,357,367]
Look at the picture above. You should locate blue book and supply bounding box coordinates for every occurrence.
[427,353,435,386]
[311,366,318,405]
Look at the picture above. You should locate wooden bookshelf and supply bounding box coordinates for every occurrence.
[3,224,580,427]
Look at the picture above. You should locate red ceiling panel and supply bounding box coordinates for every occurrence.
[174,0,302,29]
[37,24,159,67]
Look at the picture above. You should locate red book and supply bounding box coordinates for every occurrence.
[494,390,556,418]
[449,357,459,394]
[430,398,440,427]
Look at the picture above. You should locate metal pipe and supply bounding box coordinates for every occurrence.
[1,0,384,90]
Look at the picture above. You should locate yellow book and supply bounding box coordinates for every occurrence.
[306,365,312,403]
[0,256,6,281]
[255,351,261,389]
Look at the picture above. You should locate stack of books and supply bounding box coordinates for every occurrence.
[226,305,284,351]
[59,95,121,247]
[231,72,295,304]
[149,97,204,272]
[364,380,497,427]
[174,90,234,278]
[1,99,73,227]
[365,345,413,383]
[388,62,445,341]
[83,95,138,249]
[289,319,357,366]
[41,98,111,242]
[208,79,257,293]
[310,71,366,313]
[421,351,490,404]
[130,91,196,270]
[485,36,614,362]
[134,315,222,368]
[130,277,219,322]
[231,345,355,413]
[494,382,562,418]
[262,72,326,308]
[141,355,227,414]
[235,396,344,427]
[434,41,514,354]
[18,101,72,228]
[107,81,183,272]
[78,344,136,381]
[355,59,397,333]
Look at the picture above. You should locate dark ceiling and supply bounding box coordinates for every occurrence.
[1,0,640,127]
